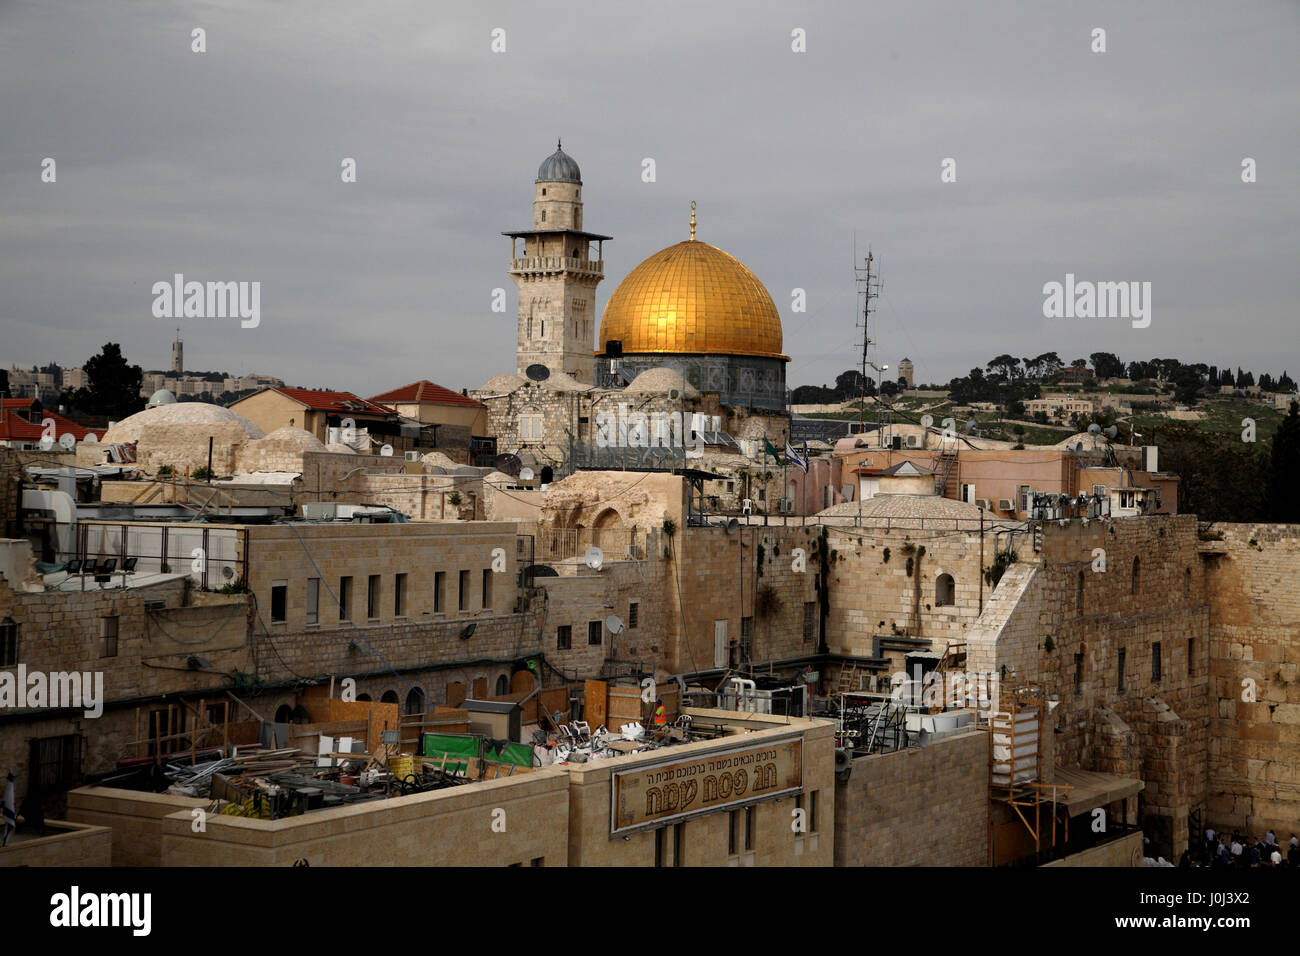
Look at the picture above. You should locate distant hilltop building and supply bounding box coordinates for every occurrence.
[897,357,914,389]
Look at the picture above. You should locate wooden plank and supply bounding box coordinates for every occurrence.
[585,680,607,729]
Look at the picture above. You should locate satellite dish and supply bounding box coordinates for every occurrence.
[724,517,739,534]
[459,623,477,640]
[84,433,98,443]
[222,565,235,580]
[380,444,394,457]
[525,363,551,382]
[1104,425,1119,439]
[667,388,681,401]
[39,435,54,451]
[605,615,625,634]
[58,434,76,451]
[519,467,534,481]
[493,453,522,477]
[1087,424,1101,434]
[584,546,604,570]
[965,419,977,433]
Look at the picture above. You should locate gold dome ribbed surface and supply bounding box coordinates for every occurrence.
[597,240,785,359]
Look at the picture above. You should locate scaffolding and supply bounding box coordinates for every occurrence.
[987,684,1072,865]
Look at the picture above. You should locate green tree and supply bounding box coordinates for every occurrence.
[1089,351,1126,380]
[71,343,145,420]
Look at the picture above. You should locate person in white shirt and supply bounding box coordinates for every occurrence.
[1265,828,1275,845]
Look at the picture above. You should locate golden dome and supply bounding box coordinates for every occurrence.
[598,236,786,360]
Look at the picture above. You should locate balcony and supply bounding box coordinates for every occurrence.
[510,256,603,277]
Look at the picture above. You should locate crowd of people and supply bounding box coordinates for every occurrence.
[1181,827,1299,867]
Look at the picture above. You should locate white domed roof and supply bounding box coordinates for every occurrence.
[480,373,529,394]
[260,426,327,451]
[147,389,177,406]
[102,402,265,444]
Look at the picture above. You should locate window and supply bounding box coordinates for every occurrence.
[367,575,380,619]
[1131,557,1140,595]
[339,576,352,621]
[306,578,320,625]
[1074,653,1083,692]
[1188,638,1195,676]
[29,734,82,793]
[482,568,492,609]
[1117,648,1126,692]
[434,571,445,613]
[1018,485,1031,513]
[540,210,546,222]
[1,618,19,667]
[1092,484,1108,497]
[744,806,754,851]
[495,674,508,696]
[961,483,976,504]
[728,810,739,855]
[381,690,399,705]
[588,620,603,646]
[740,616,753,660]
[520,413,544,443]
[1184,568,1191,598]
[394,573,407,616]
[100,616,118,658]
[271,581,287,623]
[1152,642,1162,682]
[557,624,572,650]
[654,827,665,867]
[810,791,819,833]
[672,823,683,867]
[1076,571,1085,613]
[405,686,424,715]
[458,570,470,611]
[935,573,955,606]
[628,601,639,629]
[803,602,816,642]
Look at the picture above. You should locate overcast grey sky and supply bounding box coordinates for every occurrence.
[2,0,1296,395]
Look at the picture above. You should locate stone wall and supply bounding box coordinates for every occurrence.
[833,729,989,867]
[0,820,113,867]
[1042,830,1143,867]
[1202,523,1300,838]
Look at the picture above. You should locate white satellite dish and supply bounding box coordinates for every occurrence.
[584,546,604,570]
[379,444,394,457]
[83,433,98,443]
[39,435,54,451]
[519,467,534,481]
[605,615,625,634]
[58,434,76,451]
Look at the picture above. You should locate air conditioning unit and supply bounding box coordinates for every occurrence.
[906,434,922,448]
[997,498,1015,512]
[779,500,793,513]
[404,450,421,462]
[974,498,993,510]
[1141,445,1158,473]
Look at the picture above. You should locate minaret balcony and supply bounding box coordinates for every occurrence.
[510,256,604,277]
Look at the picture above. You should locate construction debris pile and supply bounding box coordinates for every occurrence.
[161,743,472,821]
[531,715,719,765]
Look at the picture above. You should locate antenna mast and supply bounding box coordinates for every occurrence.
[854,246,882,436]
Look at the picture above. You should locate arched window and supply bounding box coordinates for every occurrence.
[274,704,293,724]
[1076,571,1085,613]
[495,674,509,696]
[1131,557,1140,595]
[540,210,546,222]
[935,573,955,607]
[381,690,399,705]
[405,686,424,715]
[0,617,17,667]
[356,693,372,702]
[1184,567,1191,598]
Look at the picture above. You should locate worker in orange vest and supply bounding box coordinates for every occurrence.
[652,701,668,725]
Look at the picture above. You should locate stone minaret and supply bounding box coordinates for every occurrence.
[505,141,610,384]
[171,329,183,374]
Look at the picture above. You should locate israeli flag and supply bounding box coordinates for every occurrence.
[785,443,808,473]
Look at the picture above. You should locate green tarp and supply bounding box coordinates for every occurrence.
[421,733,533,772]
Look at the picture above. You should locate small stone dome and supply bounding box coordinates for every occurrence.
[537,142,581,183]
[102,402,264,445]
[623,367,700,399]
[325,442,357,455]
[147,388,177,407]
[260,427,327,451]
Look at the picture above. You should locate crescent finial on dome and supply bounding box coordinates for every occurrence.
[689,200,696,241]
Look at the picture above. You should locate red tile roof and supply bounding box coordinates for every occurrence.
[368,380,484,408]
[0,402,97,441]
[270,387,396,416]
